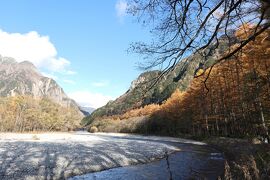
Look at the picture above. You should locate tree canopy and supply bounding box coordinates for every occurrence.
[128,0,270,82]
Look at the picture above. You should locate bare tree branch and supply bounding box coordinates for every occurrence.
[128,0,270,89]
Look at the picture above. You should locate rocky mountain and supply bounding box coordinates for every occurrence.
[82,37,234,125]
[0,55,82,114]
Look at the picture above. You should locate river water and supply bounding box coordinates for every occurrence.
[70,134,224,180]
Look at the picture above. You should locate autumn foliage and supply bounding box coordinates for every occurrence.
[98,26,270,139]
[0,96,81,132]
[107,104,160,120]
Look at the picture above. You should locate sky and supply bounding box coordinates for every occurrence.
[0,0,152,108]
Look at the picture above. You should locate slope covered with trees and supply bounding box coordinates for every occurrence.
[83,37,233,126]
[0,96,81,132]
[88,27,270,141]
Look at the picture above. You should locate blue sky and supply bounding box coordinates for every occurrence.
[0,0,152,108]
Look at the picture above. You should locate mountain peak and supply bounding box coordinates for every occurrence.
[0,55,37,69]
[0,56,17,64]
[19,60,36,68]
[18,60,40,74]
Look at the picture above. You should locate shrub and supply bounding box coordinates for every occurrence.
[89,126,98,133]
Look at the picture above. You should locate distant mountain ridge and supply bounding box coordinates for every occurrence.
[79,106,95,116]
[0,55,82,114]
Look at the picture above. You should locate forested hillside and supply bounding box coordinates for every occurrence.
[0,96,81,132]
[88,26,270,141]
[83,36,235,126]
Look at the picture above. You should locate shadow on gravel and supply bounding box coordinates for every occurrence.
[0,133,225,180]
[0,136,179,179]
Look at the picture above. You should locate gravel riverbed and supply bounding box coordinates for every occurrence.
[0,132,224,179]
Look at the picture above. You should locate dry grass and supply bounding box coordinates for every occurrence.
[206,137,270,179]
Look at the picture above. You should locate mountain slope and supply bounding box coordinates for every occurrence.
[82,60,197,125]
[0,55,81,114]
[83,37,234,125]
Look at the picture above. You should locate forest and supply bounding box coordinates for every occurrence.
[0,96,81,132]
[90,26,270,141]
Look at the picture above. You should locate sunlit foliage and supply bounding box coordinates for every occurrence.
[95,26,270,140]
[0,96,81,132]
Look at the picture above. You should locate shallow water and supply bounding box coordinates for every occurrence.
[70,140,224,180]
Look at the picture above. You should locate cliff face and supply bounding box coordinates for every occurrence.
[0,55,80,112]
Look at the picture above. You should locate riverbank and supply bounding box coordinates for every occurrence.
[205,137,270,179]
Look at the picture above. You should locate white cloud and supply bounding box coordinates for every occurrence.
[42,57,70,73]
[0,29,73,73]
[115,0,128,19]
[66,70,77,75]
[68,91,114,109]
[91,81,109,87]
[41,72,58,80]
[63,79,76,85]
